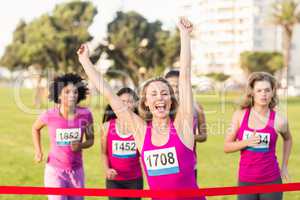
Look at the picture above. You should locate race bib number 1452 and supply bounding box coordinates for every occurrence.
[112,140,137,158]
[143,147,179,176]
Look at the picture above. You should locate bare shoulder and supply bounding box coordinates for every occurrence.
[232,109,247,126]
[274,112,288,133]
[233,109,245,119]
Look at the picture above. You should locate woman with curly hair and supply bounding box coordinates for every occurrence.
[32,73,94,200]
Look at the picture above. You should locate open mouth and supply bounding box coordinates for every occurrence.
[155,104,166,112]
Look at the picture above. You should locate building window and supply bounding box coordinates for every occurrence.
[254,40,262,47]
[255,28,262,35]
[218,19,235,23]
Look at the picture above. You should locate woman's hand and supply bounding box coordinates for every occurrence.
[34,151,43,163]
[71,141,82,152]
[281,165,290,182]
[246,132,261,147]
[178,17,193,34]
[77,44,90,64]
[106,168,118,180]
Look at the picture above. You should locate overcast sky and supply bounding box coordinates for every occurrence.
[0,0,187,57]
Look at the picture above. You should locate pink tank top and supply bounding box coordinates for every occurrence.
[39,107,93,170]
[141,120,206,200]
[107,119,142,180]
[237,108,281,183]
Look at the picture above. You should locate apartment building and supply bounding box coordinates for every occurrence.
[179,0,281,80]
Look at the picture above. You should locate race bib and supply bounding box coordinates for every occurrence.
[112,140,137,158]
[242,130,270,152]
[143,147,179,176]
[56,128,81,146]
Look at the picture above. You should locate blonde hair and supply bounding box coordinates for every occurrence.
[240,72,278,109]
[138,77,178,121]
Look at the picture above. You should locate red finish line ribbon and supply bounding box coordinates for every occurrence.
[1,183,300,198]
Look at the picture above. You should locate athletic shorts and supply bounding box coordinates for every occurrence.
[106,178,143,200]
[237,177,283,200]
[44,164,84,200]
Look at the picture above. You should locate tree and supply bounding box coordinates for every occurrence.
[0,21,27,69]
[206,72,230,82]
[0,1,97,107]
[96,11,180,88]
[0,1,97,74]
[271,0,300,71]
[50,1,98,73]
[240,51,283,75]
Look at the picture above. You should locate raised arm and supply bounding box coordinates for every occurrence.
[174,17,194,149]
[77,44,128,113]
[77,45,146,148]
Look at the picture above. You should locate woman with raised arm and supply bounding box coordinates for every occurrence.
[224,72,292,200]
[78,17,205,200]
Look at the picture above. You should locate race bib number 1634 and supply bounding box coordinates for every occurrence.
[243,130,270,152]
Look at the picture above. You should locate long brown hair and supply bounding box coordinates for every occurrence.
[240,72,278,109]
[138,77,178,121]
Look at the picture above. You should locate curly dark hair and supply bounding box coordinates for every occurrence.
[102,87,139,123]
[49,73,89,104]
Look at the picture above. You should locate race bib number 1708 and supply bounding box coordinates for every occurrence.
[143,147,179,176]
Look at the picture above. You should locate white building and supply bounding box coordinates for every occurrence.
[288,24,300,95]
[178,0,282,81]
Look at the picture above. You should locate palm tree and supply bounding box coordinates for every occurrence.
[271,0,300,83]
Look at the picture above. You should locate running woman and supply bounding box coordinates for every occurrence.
[101,87,143,200]
[224,72,292,200]
[165,69,207,179]
[78,17,206,200]
[32,73,94,200]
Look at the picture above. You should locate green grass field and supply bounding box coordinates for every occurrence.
[0,87,300,200]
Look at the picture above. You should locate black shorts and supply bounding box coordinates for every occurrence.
[238,177,283,200]
[106,177,144,200]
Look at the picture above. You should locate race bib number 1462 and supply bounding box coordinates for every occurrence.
[56,128,81,146]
